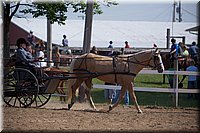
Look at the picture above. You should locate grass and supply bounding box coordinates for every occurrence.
[90,74,200,108]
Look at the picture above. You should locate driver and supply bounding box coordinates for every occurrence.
[15,38,38,68]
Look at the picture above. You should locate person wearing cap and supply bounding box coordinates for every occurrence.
[15,38,38,68]
[27,30,36,46]
[108,41,113,48]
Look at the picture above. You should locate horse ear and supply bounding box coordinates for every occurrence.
[155,47,158,53]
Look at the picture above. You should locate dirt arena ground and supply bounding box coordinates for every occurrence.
[3,100,200,132]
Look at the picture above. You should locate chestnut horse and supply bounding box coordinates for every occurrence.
[67,49,164,113]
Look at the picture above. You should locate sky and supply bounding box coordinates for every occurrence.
[15,0,198,23]
[65,0,198,23]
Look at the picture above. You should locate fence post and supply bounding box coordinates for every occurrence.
[55,47,60,68]
[173,58,179,107]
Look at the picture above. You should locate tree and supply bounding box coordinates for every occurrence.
[2,0,118,59]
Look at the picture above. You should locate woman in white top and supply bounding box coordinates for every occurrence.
[35,44,46,67]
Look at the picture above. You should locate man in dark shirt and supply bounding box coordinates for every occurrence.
[15,38,37,68]
[189,41,199,64]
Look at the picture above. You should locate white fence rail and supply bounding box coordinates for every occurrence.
[92,69,200,107]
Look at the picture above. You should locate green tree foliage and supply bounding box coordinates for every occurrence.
[19,0,118,25]
[2,0,118,59]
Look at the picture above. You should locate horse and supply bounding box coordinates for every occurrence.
[66,48,164,113]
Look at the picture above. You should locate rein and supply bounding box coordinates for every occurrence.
[72,68,137,79]
[72,50,163,81]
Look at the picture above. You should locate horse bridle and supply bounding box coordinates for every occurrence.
[125,49,163,69]
[151,50,163,69]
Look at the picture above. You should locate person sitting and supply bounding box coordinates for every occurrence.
[35,44,46,67]
[124,41,130,48]
[15,38,38,69]
[27,30,36,46]
[108,41,114,48]
[62,35,69,48]
[91,46,98,54]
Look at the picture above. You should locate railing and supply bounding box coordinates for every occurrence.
[93,69,200,107]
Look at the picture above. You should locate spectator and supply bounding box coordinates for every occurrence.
[112,87,129,106]
[103,49,116,104]
[170,38,183,62]
[108,41,114,48]
[91,46,98,54]
[189,41,199,64]
[153,43,158,49]
[27,30,36,46]
[104,82,116,104]
[35,44,46,67]
[182,45,189,58]
[62,35,69,47]
[25,41,34,57]
[167,62,175,88]
[107,41,114,56]
[124,41,130,48]
[186,59,198,99]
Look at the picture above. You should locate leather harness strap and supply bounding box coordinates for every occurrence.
[112,57,118,83]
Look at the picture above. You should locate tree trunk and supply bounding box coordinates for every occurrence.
[3,3,11,61]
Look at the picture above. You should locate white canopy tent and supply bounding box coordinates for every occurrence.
[12,18,197,48]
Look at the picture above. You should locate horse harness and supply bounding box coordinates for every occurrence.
[73,51,162,83]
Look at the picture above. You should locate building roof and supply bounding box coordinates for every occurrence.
[185,26,199,32]
[12,18,197,48]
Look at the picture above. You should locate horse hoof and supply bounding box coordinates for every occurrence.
[68,104,72,110]
[138,110,143,114]
[108,105,112,112]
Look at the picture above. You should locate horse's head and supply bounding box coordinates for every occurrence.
[149,48,165,73]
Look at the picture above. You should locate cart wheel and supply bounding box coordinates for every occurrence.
[3,68,39,107]
[31,73,51,108]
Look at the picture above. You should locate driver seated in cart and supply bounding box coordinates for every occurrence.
[15,38,42,75]
[15,38,38,68]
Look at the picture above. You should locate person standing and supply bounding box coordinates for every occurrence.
[167,62,175,88]
[62,35,69,47]
[27,30,36,46]
[186,59,198,99]
[112,87,129,106]
[189,41,199,64]
[170,38,182,63]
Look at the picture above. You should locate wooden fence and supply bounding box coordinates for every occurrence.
[93,69,200,107]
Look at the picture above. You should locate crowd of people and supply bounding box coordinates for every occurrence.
[168,38,199,99]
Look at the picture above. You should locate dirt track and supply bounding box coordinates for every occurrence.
[3,101,200,132]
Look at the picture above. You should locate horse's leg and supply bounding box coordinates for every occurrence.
[128,82,142,113]
[58,81,65,102]
[108,85,126,112]
[84,79,97,110]
[68,79,83,110]
[66,79,75,105]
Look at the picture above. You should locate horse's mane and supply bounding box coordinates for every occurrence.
[118,49,154,58]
